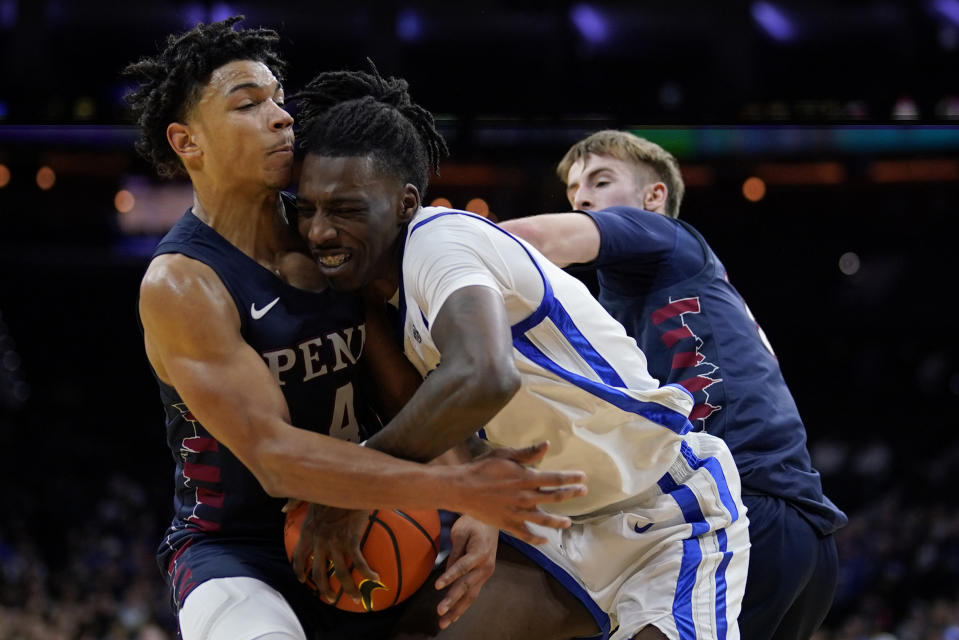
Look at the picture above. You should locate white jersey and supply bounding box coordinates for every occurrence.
[399,208,749,639]
[401,207,696,515]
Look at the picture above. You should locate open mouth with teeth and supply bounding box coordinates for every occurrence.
[316,252,352,268]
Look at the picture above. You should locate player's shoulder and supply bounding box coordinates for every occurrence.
[590,205,685,242]
[416,206,504,235]
[414,206,492,227]
[592,205,672,224]
[141,253,230,312]
[143,252,218,286]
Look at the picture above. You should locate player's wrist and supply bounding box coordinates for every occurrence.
[431,464,473,514]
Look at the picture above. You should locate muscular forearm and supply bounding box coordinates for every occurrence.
[256,421,474,511]
[500,214,600,267]
[364,360,518,463]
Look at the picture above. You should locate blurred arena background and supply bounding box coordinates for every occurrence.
[1,1,958,638]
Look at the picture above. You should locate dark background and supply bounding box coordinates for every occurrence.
[1,1,959,638]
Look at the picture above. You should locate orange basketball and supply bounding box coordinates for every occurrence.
[284,503,441,613]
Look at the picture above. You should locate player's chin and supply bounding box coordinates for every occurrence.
[263,163,293,188]
[320,263,364,291]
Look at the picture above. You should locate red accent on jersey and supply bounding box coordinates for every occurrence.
[183,462,221,483]
[173,565,199,605]
[166,538,195,575]
[672,351,704,369]
[678,374,720,393]
[690,403,722,421]
[186,515,222,531]
[197,487,225,509]
[661,326,694,348]
[182,436,219,453]
[651,297,701,325]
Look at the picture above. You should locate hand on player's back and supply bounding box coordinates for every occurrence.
[459,441,587,545]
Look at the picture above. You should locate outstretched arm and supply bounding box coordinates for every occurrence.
[500,213,601,267]
[140,255,583,519]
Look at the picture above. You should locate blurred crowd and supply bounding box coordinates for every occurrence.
[0,473,176,639]
[2,439,958,639]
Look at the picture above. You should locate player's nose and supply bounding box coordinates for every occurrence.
[270,100,294,130]
[574,191,592,211]
[307,214,337,245]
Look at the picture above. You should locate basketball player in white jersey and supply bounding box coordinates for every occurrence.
[292,67,751,639]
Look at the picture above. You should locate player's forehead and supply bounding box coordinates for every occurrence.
[202,60,281,100]
[298,154,384,200]
[567,153,635,186]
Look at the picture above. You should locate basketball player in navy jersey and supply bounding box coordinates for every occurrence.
[294,67,751,640]
[501,130,849,640]
[125,17,588,639]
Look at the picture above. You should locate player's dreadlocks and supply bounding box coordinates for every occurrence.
[123,15,287,178]
[294,61,448,196]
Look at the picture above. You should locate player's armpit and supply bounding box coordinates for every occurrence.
[359,294,421,420]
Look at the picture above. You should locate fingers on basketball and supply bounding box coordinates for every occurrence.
[284,503,441,613]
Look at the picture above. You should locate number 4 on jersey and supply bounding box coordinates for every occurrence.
[328,382,360,442]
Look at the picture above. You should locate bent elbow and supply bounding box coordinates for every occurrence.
[247,440,294,498]
[259,474,286,499]
[473,358,521,407]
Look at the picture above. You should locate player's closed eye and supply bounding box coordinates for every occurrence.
[332,207,364,216]
[295,203,316,217]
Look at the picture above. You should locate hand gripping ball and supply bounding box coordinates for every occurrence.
[284,503,442,612]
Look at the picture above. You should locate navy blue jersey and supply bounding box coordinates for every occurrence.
[145,204,376,593]
[581,206,847,536]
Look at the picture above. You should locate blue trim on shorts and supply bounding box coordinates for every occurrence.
[498,533,610,640]
[678,441,738,639]
[679,441,739,522]
[658,442,741,640]
[715,529,732,640]
[657,473,705,640]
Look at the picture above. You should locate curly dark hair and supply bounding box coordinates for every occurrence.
[293,61,448,196]
[123,15,287,178]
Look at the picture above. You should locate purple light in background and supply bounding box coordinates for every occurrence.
[751,2,796,43]
[0,100,8,119]
[570,4,609,44]
[210,2,234,23]
[113,83,136,106]
[44,0,65,24]
[182,2,205,28]
[0,0,18,29]
[931,0,959,27]
[396,8,423,42]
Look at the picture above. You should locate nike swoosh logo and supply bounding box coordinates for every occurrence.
[250,297,280,320]
[634,522,653,534]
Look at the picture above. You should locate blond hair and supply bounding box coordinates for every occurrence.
[557,130,685,218]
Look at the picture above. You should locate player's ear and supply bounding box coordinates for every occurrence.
[167,122,201,164]
[398,184,420,224]
[643,182,668,215]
